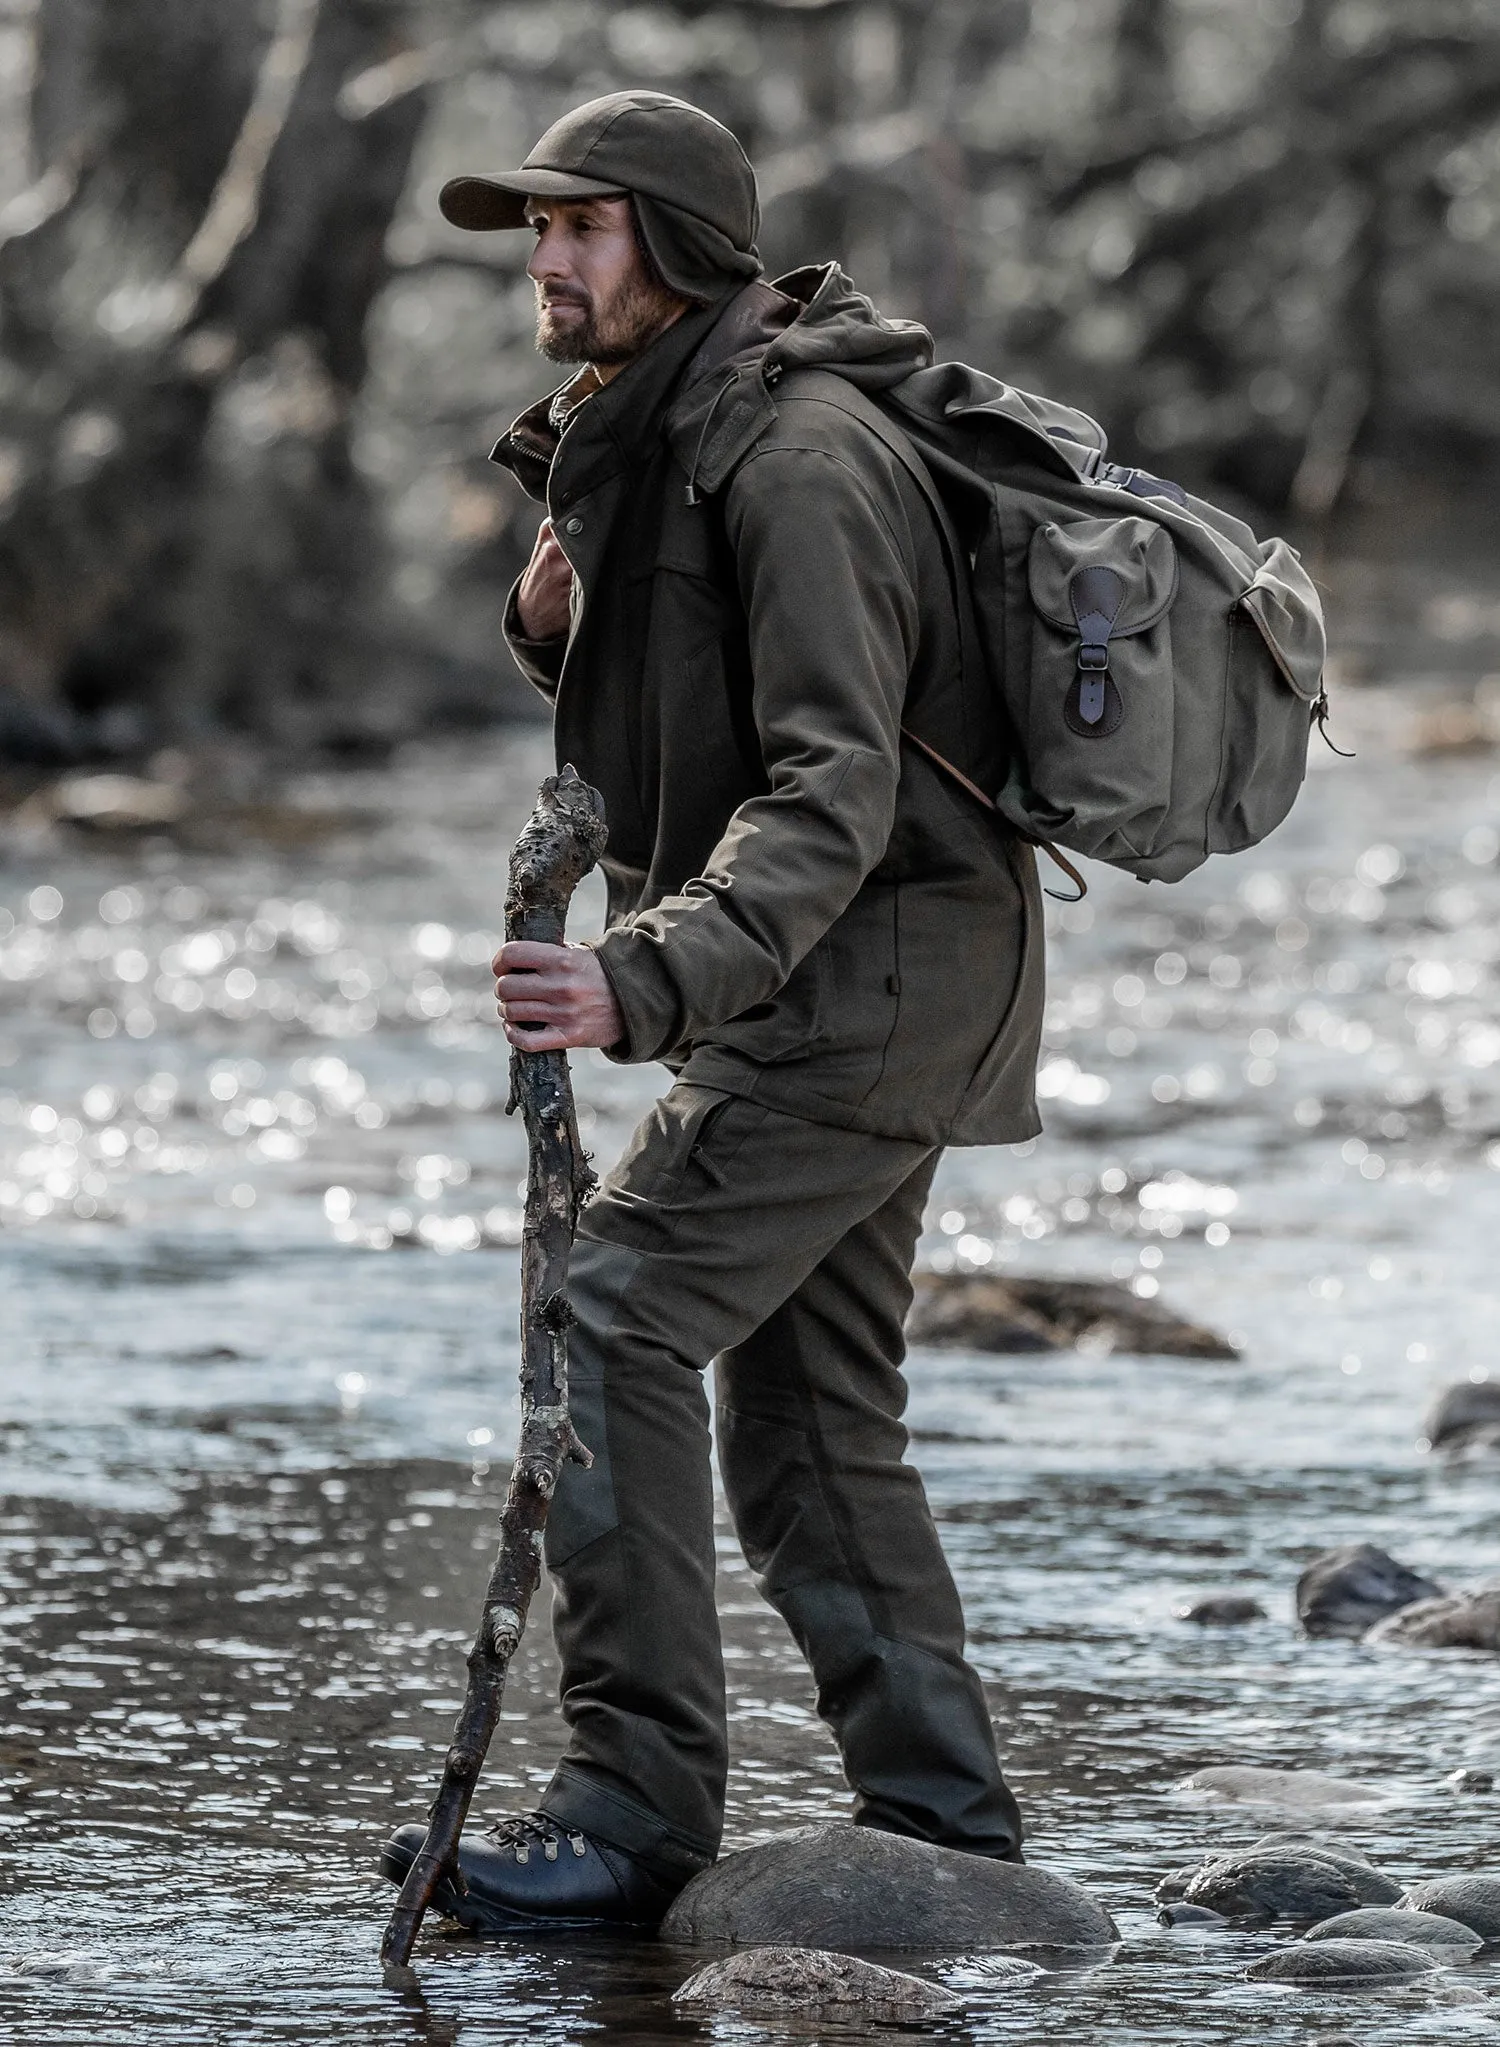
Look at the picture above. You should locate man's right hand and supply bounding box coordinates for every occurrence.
[516,517,574,641]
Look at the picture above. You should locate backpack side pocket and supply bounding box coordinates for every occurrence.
[1209,537,1326,853]
[1023,516,1179,861]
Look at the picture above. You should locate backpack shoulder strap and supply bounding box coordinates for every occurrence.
[771,370,1086,902]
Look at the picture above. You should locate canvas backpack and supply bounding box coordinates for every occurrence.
[774,364,1329,886]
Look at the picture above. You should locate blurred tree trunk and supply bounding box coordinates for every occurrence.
[0,0,427,757]
[1111,0,1171,124]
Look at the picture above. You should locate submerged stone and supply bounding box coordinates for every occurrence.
[672,1947,967,2020]
[1245,1937,1437,1984]
[660,1823,1119,1952]
[1176,1596,1267,1626]
[1400,1875,1500,1938]
[1183,1765,1394,1817]
[1296,1543,1444,1638]
[1182,1847,1401,1923]
[1304,1908,1481,1955]
[1365,1589,1500,1652]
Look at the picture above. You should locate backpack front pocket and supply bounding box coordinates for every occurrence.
[1023,516,1179,859]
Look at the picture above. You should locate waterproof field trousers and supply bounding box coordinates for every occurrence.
[535,1083,1022,1879]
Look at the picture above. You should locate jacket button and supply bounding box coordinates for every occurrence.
[563,515,584,535]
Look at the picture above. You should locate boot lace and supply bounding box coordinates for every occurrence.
[485,1812,589,1866]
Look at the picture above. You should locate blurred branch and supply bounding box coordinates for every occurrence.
[169,0,322,328]
[1290,366,1371,524]
[1051,33,1500,207]
[0,157,76,251]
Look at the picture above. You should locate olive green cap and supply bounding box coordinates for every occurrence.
[438,90,763,299]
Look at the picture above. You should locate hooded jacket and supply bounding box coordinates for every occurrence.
[493,265,1043,1146]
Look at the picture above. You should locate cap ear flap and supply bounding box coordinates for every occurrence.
[631,193,762,302]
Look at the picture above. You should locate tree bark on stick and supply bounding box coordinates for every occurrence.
[381,765,607,1975]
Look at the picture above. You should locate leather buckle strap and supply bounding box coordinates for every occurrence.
[899,726,1087,902]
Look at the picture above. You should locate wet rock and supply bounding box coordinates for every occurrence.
[1365,1590,1500,1652]
[672,1947,967,2020]
[1400,1875,1500,1938]
[1154,1862,1209,1905]
[1182,1847,1402,1923]
[1296,1543,1444,1639]
[1154,1834,1375,1910]
[1420,1381,1500,1456]
[1183,1766,1394,1818]
[1177,1596,1267,1626]
[1444,1769,1493,1794]
[906,1272,1238,1359]
[660,1823,1119,1952]
[1157,1902,1227,1927]
[1304,1908,1482,1955]
[1248,1833,1376,1868]
[1245,1938,1437,1984]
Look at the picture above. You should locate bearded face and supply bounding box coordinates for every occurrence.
[527,197,689,368]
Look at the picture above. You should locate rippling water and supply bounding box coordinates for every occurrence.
[6,697,1500,2042]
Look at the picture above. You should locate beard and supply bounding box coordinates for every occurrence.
[536,267,685,366]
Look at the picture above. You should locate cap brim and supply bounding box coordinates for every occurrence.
[438,169,628,231]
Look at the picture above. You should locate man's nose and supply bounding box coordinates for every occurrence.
[527,228,571,288]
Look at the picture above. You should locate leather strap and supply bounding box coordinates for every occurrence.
[765,374,1090,905]
[901,726,1088,902]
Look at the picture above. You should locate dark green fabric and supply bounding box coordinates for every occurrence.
[438,90,763,301]
[538,1085,1023,1871]
[492,266,1044,1147]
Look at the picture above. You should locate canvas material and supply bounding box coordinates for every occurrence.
[767,361,1327,884]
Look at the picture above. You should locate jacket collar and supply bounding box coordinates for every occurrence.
[489,292,733,502]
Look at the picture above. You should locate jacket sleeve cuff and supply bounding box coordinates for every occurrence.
[503,578,566,699]
[591,929,684,1066]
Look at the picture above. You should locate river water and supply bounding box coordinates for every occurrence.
[4,690,1500,2044]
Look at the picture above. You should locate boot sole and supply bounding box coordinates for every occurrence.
[378,1840,651,1934]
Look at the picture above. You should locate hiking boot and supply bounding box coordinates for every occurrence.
[379,1811,686,1931]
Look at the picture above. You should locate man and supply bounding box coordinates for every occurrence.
[381,89,1044,1930]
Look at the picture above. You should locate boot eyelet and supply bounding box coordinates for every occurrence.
[569,1832,587,1857]
[514,1843,530,1865]
[543,1836,559,1861]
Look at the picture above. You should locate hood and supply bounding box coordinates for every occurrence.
[490,264,935,504]
[666,263,934,500]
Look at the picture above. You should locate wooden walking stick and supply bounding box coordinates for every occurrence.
[381,765,607,1973]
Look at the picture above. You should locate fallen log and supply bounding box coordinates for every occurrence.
[380,765,606,1974]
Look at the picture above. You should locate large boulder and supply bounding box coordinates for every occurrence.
[1296,1543,1444,1638]
[1181,1846,1401,1923]
[660,1824,1118,1952]
[1365,1589,1500,1651]
[672,1947,968,2020]
[1181,1765,1394,1818]
[1245,1938,1437,1984]
[1304,1908,1481,1955]
[1400,1874,1500,1938]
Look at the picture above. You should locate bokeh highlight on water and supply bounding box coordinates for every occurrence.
[5,707,1500,2041]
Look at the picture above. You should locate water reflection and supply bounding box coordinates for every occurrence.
[5,712,1500,2041]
